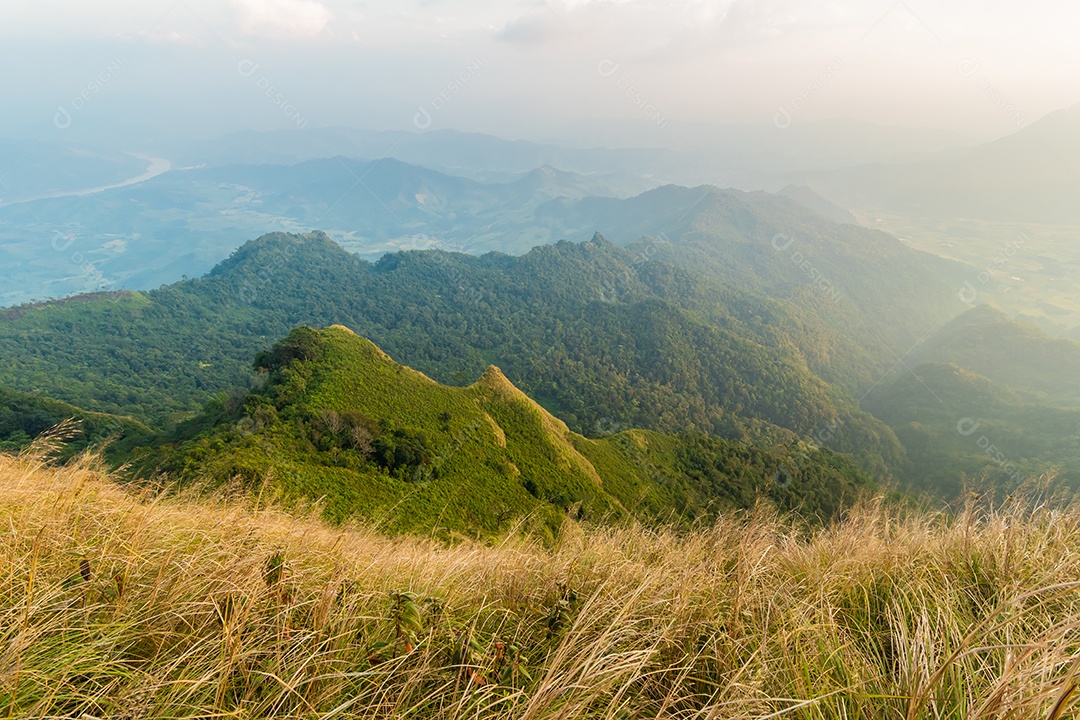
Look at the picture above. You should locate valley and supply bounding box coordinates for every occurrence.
[868,213,1080,333]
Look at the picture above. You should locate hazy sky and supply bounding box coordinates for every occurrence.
[3,0,1079,148]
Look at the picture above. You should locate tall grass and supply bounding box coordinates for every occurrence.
[2,449,1080,719]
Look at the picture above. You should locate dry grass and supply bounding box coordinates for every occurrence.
[2,450,1080,719]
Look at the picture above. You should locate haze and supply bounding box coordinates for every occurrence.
[3,0,1080,148]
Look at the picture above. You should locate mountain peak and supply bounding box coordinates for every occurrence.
[208,231,359,284]
[475,365,522,398]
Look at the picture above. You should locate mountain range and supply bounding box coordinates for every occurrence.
[3,220,1078,509]
[2,111,1080,526]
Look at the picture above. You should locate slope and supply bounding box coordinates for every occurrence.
[807,104,1080,224]
[0,385,152,459]
[143,326,875,536]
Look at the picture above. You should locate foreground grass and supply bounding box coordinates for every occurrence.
[2,452,1080,719]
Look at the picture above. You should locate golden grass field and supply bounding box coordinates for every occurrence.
[3,447,1080,719]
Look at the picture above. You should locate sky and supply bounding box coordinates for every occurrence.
[2,0,1079,149]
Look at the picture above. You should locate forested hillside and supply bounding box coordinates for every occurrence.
[0,232,904,479]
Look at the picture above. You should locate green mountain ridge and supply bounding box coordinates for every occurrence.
[9,225,1072,502]
[140,326,875,538]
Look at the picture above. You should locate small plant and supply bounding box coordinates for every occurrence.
[369,592,442,665]
[546,581,579,637]
[492,641,532,686]
[451,630,488,686]
[388,591,423,652]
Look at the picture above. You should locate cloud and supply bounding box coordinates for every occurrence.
[232,0,333,39]
[497,9,566,45]
[495,1,772,54]
[494,1,848,56]
[137,30,201,45]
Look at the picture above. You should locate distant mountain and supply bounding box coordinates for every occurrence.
[172,127,685,191]
[173,123,972,188]
[863,362,1080,497]
[863,306,1080,495]
[907,305,1080,404]
[192,156,618,238]
[140,326,873,535]
[807,104,1080,223]
[528,184,967,389]
[0,160,967,319]
[0,156,625,304]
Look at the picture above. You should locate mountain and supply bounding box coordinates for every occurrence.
[141,326,875,536]
[863,362,1080,497]
[0,156,634,305]
[0,151,968,325]
[192,157,624,248]
[862,306,1080,495]
[777,185,857,225]
[529,184,968,390]
[0,139,147,205]
[0,385,151,458]
[2,229,1071,504]
[171,127,684,188]
[806,104,1080,223]
[906,305,1080,404]
[0,231,906,481]
[173,123,971,187]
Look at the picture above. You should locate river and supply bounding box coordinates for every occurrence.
[0,153,172,206]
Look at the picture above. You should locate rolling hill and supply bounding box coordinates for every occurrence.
[863,306,1080,495]
[139,326,874,536]
[862,362,1080,497]
[906,305,1080,404]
